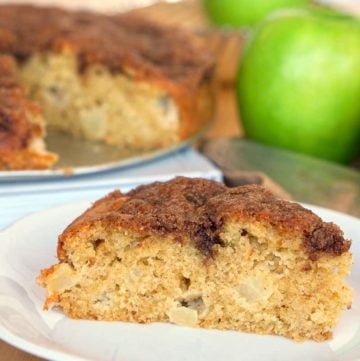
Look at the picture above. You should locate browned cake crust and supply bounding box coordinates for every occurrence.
[58,177,350,261]
[0,5,214,147]
[0,55,57,169]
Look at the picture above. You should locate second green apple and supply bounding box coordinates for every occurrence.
[203,0,310,26]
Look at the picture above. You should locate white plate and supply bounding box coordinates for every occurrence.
[0,202,359,361]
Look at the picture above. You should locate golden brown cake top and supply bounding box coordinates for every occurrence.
[0,4,213,88]
[0,55,41,151]
[59,177,351,259]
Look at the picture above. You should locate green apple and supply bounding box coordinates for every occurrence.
[236,8,360,163]
[203,0,310,26]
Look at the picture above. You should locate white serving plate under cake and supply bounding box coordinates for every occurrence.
[0,202,359,361]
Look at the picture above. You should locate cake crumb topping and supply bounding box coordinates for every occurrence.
[59,177,351,258]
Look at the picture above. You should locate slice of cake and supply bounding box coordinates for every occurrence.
[0,5,213,169]
[38,177,353,341]
[0,55,57,170]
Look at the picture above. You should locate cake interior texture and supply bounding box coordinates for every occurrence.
[38,178,353,341]
[18,53,180,149]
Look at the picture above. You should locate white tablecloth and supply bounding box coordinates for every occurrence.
[0,148,222,230]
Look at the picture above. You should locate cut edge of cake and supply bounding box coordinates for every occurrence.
[0,55,58,170]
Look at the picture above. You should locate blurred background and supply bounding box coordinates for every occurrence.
[4,0,360,168]
[128,0,360,167]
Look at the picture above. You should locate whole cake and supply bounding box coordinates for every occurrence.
[38,177,353,341]
[0,5,213,170]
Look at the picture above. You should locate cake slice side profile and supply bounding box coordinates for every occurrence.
[38,177,353,341]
